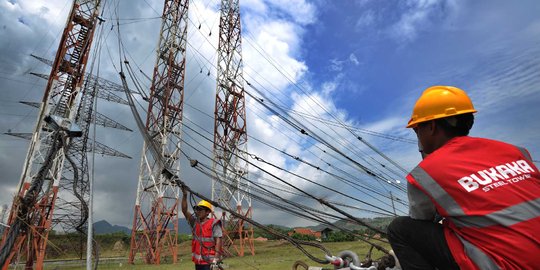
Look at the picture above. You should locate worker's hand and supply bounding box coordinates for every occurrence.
[181,185,188,196]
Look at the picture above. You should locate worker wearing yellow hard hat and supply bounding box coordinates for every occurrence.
[406,85,477,129]
[181,187,223,270]
[387,85,540,269]
[195,200,213,212]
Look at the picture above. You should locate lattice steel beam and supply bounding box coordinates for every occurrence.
[4,132,131,159]
[1,2,102,268]
[29,72,130,105]
[29,55,138,95]
[128,0,190,265]
[19,101,132,131]
[212,0,254,258]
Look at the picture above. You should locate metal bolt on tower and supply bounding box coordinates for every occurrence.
[212,0,255,257]
[0,0,102,269]
[128,0,190,265]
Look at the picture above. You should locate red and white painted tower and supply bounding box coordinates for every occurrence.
[0,1,102,269]
[128,0,190,265]
[212,0,255,257]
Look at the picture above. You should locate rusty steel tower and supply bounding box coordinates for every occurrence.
[2,57,132,261]
[128,0,189,265]
[212,0,254,257]
[0,1,103,269]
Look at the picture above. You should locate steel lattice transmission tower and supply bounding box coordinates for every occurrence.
[212,0,255,257]
[0,1,102,269]
[128,0,189,265]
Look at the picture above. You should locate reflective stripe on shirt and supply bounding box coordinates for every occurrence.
[410,166,465,215]
[451,198,540,228]
[457,235,500,270]
[192,253,215,260]
[196,237,214,242]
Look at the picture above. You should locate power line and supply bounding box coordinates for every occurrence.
[183,113,407,211]
[179,126,392,246]
[181,118,403,217]
[104,13,410,213]
[245,83,406,192]
[182,33,407,196]
[117,55,382,263]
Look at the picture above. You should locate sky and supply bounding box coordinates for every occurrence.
[0,0,539,231]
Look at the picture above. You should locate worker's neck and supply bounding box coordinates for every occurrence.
[198,216,209,223]
[433,134,458,151]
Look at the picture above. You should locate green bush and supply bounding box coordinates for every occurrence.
[177,233,191,243]
[290,233,316,241]
[323,231,355,242]
[253,225,289,240]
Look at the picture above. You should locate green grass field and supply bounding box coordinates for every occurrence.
[41,239,390,270]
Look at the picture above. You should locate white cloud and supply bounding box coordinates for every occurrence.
[391,2,436,42]
[291,92,333,118]
[349,53,360,65]
[322,81,338,96]
[363,117,406,134]
[389,0,458,43]
[266,0,317,25]
[243,16,308,93]
[10,0,69,29]
[330,58,344,72]
[242,0,267,13]
[355,9,375,29]
[329,54,360,73]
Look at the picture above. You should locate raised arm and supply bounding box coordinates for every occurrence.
[181,186,194,225]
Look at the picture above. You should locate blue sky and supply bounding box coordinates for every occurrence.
[301,0,540,125]
[0,0,539,228]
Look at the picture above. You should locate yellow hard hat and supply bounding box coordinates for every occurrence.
[407,86,477,128]
[196,200,213,211]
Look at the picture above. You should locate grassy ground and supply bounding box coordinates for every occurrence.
[41,240,390,270]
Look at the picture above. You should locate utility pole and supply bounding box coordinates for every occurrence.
[390,192,396,216]
[0,1,102,269]
[128,0,190,265]
[212,0,255,257]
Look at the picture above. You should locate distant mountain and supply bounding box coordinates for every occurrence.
[308,217,394,232]
[265,224,291,231]
[93,219,193,235]
[93,220,131,235]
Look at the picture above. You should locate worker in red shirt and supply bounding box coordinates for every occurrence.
[388,86,540,269]
[182,187,223,270]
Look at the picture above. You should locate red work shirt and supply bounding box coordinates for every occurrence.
[407,136,540,269]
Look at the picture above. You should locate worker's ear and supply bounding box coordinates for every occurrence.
[428,120,437,136]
